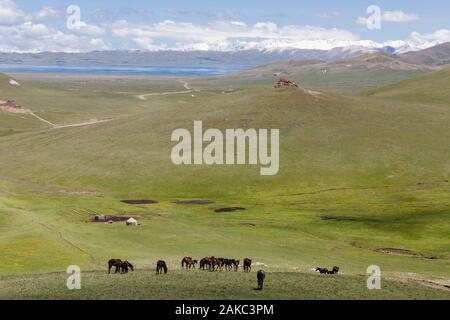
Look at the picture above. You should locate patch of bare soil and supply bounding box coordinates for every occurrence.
[59,189,103,196]
[0,100,30,114]
[175,200,215,205]
[415,280,450,292]
[214,207,247,213]
[242,223,256,227]
[375,248,438,260]
[121,200,158,205]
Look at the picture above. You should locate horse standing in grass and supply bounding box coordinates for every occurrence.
[327,266,340,274]
[199,257,210,270]
[233,260,241,272]
[216,258,225,271]
[108,259,123,274]
[190,259,198,269]
[257,270,266,290]
[243,258,252,272]
[156,260,168,274]
[121,261,134,273]
[316,267,329,274]
[181,257,193,269]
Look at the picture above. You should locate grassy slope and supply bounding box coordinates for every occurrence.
[365,66,450,105]
[1,271,449,300]
[190,56,427,94]
[0,70,449,299]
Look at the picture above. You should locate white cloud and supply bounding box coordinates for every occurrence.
[0,0,60,24]
[356,10,420,25]
[0,0,447,54]
[382,11,420,22]
[34,6,60,21]
[0,21,109,52]
[0,0,27,24]
[71,21,105,36]
[111,20,374,51]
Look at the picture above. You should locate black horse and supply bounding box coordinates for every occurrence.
[257,270,266,290]
[243,258,252,272]
[156,260,168,274]
[327,266,340,274]
[315,267,329,274]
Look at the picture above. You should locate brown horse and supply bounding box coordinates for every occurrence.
[232,259,240,272]
[243,258,252,272]
[181,256,193,269]
[190,259,198,269]
[215,258,225,271]
[108,259,123,274]
[121,261,134,273]
[156,260,168,274]
[199,257,210,270]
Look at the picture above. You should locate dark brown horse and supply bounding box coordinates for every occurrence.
[121,260,134,273]
[199,257,210,270]
[315,267,329,274]
[190,259,198,269]
[243,258,252,272]
[108,259,123,274]
[181,256,193,269]
[327,266,340,274]
[257,270,266,290]
[233,260,241,271]
[108,259,134,274]
[156,260,168,274]
[215,258,225,271]
[209,256,217,271]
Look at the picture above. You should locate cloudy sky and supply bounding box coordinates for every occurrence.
[0,0,449,52]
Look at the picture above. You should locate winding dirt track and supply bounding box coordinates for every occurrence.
[7,81,193,129]
[137,81,193,100]
[29,112,112,129]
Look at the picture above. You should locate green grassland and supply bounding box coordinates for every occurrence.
[0,67,449,299]
[1,271,448,300]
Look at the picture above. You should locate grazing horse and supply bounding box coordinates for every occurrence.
[232,259,240,272]
[327,266,340,274]
[108,259,123,274]
[181,257,193,269]
[243,258,252,272]
[316,267,329,274]
[156,260,168,274]
[190,259,198,269]
[215,258,225,271]
[257,270,266,290]
[199,257,210,270]
[209,256,217,271]
[121,261,134,274]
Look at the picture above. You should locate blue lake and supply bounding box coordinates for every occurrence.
[0,65,246,76]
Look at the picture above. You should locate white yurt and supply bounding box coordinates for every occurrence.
[126,217,138,226]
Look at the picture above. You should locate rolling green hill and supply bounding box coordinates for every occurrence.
[191,53,429,94]
[0,69,449,299]
[365,66,450,105]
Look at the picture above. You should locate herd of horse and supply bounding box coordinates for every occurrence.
[108,258,339,291]
[174,256,254,272]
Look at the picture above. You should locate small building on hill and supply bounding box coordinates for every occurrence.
[126,217,138,226]
[275,78,299,88]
